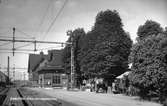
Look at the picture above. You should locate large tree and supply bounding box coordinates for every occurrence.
[63,10,132,86]
[80,10,132,83]
[129,34,167,101]
[129,20,167,101]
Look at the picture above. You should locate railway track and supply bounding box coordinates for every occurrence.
[16,89,29,106]
[0,87,9,105]
[2,87,62,106]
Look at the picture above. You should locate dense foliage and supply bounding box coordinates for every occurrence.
[62,28,86,74]
[62,28,86,86]
[62,10,167,103]
[81,10,132,78]
[129,20,167,101]
[137,20,163,41]
[62,10,132,85]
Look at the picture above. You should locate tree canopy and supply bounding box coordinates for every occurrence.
[129,21,167,100]
[62,28,86,75]
[63,10,132,84]
[137,20,163,41]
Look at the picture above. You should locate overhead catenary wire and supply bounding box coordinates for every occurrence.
[42,0,68,40]
[0,36,35,40]
[36,0,53,49]
[0,26,12,29]
[0,42,11,47]
[37,0,52,36]
[0,51,36,54]
[0,67,28,70]
[15,28,35,39]
[0,0,69,55]
[0,30,10,35]
[0,48,37,52]
[15,43,33,49]
[0,38,71,44]
[38,45,63,51]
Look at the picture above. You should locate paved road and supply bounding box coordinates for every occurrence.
[31,88,161,106]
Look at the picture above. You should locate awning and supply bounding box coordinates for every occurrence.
[116,71,131,79]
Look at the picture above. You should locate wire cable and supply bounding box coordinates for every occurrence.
[0,51,35,54]
[15,28,35,39]
[42,0,68,40]
[15,43,33,49]
[0,36,35,40]
[0,42,11,47]
[38,45,62,51]
[0,26,12,30]
[0,30,10,35]
[37,0,52,36]
[0,48,36,52]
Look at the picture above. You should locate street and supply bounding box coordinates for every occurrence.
[31,88,161,106]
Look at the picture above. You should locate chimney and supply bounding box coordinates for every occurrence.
[40,51,44,58]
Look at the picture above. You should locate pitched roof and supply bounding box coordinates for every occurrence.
[28,50,64,73]
[48,49,63,66]
[36,49,64,73]
[28,53,48,73]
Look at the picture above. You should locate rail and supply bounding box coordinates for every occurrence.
[0,87,9,105]
[18,88,62,106]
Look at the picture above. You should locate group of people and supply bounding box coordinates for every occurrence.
[81,78,108,93]
[81,77,137,95]
[111,78,139,96]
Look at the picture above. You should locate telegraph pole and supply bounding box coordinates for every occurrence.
[7,56,10,84]
[23,72,26,85]
[0,64,1,82]
[71,36,74,89]
[67,30,75,89]
[13,27,15,56]
[13,64,15,81]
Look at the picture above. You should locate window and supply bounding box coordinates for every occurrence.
[49,52,53,61]
[44,73,51,79]
[53,75,61,84]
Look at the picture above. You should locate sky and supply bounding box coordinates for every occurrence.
[0,0,167,80]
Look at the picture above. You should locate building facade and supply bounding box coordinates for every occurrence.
[28,50,68,88]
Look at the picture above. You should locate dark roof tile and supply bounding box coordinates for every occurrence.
[28,53,47,73]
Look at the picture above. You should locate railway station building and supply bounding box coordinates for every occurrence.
[28,50,68,88]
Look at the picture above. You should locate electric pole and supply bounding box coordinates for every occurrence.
[13,27,15,56]
[0,64,1,82]
[13,64,15,81]
[23,72,26,86]
[71,35,74,89]
[7,56,10,84]
[67,30,75,89]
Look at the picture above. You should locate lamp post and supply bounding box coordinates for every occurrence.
[67,30,75,89]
